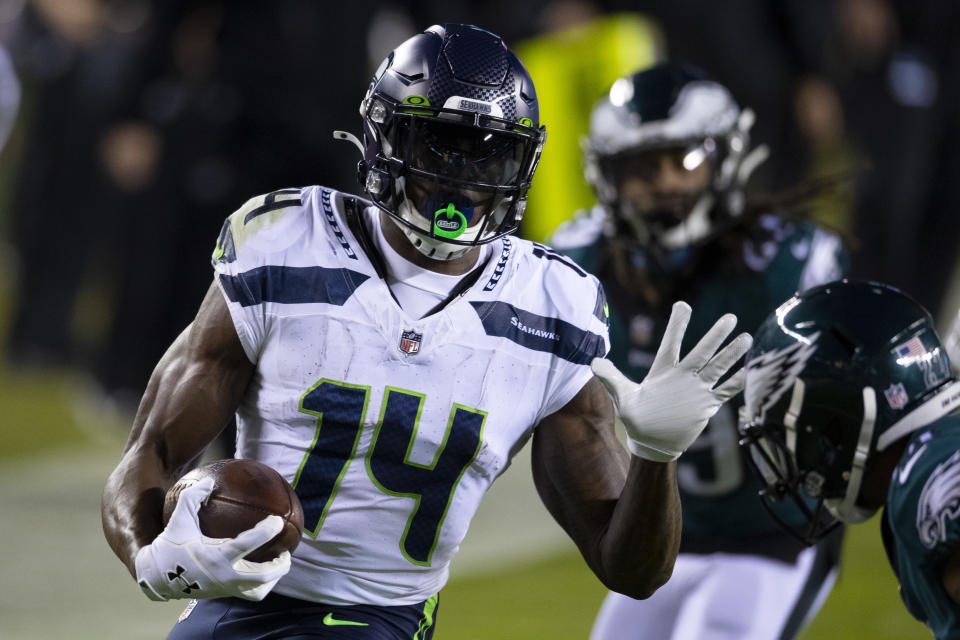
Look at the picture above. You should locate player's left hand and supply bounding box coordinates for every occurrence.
[591,301,752,463]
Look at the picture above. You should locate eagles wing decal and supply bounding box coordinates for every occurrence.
[744,332,820,424]
[917,448,960,549]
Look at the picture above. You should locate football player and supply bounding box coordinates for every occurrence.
[101,25,752,639]
[739,280,960,639]
[551,63,848,640]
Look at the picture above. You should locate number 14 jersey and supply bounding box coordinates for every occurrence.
[211,186,609,606]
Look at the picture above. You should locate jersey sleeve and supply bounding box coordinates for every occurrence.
[535,274,611,423]
[211,188,307,363]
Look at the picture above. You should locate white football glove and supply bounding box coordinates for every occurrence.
[134,476,292,602]
[592,301,752,463]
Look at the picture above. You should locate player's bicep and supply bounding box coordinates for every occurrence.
[531,377,628,548]
[124,279,254,475]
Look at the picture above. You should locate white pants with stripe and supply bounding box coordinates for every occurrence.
[590,545,837,640]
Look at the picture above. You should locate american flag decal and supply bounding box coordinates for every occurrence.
[893,336,926,361]
[399,330,422,355]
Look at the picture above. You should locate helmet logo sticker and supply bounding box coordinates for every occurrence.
[917,448,960,549]
[433,203,469,239]
[744,332,820,424]
[458,98,492,114]
[884,382,910,410]
[402,95,432,116]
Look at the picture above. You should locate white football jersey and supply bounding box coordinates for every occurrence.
[211,186,610,606]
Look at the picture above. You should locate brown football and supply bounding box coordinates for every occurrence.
[162,458,304,563]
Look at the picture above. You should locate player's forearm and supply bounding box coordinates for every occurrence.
[101,326,243,577]
[593,458,681,599]
[102,449,170,577]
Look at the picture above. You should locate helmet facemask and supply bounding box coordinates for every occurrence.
[597,141,716,251]
[362,94,543,260]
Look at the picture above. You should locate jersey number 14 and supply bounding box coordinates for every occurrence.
[292,379,486,566]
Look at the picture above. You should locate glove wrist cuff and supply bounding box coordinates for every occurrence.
[134,545,169,602]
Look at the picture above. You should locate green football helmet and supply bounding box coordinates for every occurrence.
[739,280,960,544]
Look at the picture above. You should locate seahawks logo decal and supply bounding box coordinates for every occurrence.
[917,448,960,549]
[744,332,820,424]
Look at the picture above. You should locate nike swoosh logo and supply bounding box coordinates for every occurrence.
[899,444,927,484]
[323,613,369,627]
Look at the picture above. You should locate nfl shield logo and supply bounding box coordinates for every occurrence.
[884,382,910,410]
[399,330,422,355]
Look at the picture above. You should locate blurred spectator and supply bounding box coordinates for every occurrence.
[92,0,374,405]
[4,1,380,410]
[818,0,960,320]
[515,1,663,242]
[0,42,19,150]
[4,0,153,371]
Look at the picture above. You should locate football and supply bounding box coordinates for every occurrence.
[162,458,304,563]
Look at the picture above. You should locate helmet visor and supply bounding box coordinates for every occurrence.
[604,143,709,186]
[401,117,529,187]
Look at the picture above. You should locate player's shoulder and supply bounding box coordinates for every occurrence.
[212,185,368,270]
[496,234,608,328]
[744,212,847,291]
[548,206,607,273]
[510,235,601,296]
[549,206,607,251]
[890,415,960,548]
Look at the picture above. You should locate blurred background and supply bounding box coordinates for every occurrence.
[0,0,956,638]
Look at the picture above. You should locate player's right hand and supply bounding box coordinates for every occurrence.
[134,476,291,602]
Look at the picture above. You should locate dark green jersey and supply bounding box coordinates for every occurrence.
[552,207,848,558]
[884,415,960,639]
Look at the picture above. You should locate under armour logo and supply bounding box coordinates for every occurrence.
[167,565,201,595]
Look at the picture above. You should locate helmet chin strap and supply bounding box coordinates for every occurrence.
[824,386,878,524]
[392,202,471,261]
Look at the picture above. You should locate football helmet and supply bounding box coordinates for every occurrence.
[583,63,767,259]
[739,280,960,544]
[352,24,545,260]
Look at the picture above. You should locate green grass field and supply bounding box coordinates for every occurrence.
[440,523,932,640]
[0,367,935,639]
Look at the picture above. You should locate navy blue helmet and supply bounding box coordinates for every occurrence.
[356,24,545,260]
